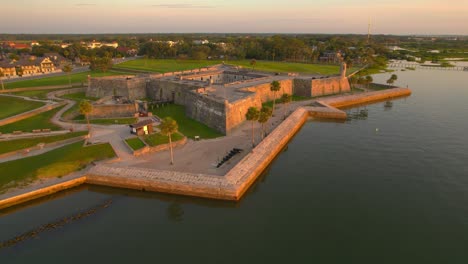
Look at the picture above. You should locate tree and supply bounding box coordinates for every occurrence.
[387,74,398,87]
[365,75,373,89]
[79,100,93,132]
[90,57,113,72]
[250,59,257,71]
[270,80,281,114]
[258,106,272,139]
[245,107,260,147]
[159,117,179,165]
[280,93,292,119]
[62,64,73,87]
[0,71,4,90]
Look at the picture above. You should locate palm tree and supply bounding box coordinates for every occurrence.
[0,71,4,90]
[365,75,373,89]
[62,64,73,87]
[160,117,179,165]
[258,107,272,139]
[79,100,93,132]
[281,93,292,119]
[250,59,257,71]
[245,107,260,147]
[270,80,281,114]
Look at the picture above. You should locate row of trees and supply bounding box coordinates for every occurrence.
[246,81,292,147]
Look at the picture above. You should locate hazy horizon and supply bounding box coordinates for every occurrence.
[1,0,467,35]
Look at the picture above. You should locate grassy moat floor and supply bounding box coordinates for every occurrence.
[0,141,115,193]
[0,96,45,120]
[152,104,223,139]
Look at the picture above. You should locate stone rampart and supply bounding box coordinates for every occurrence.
[225,108,310,199]
[294,76,350,97]
[87,76,146,100]
[89,104,137,119]
[184,91,227,133]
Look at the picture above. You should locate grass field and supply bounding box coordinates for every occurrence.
[114,59,350,75]
[0,96,45,120]
[0,131,88,155]
[75,117,138,125]
[0,106,63,134]
[143,132,184,147]
[125,137,146,150]
[0,141,115,193]
[152,104,223,139]
[3,71,126,89]
[11,89,65,99]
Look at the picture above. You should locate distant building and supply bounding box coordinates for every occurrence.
[193,40,209,45]
[85,41,119,49]
[319,51,340,63]
[14,56,56,76]
[117,47,138,56]
[44,53,69,68]
[0,61,17,77]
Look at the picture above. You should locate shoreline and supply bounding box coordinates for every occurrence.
[0,88,412,209]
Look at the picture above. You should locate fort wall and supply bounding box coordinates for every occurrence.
[89,104,137,118]
[293,76,350,97]
[87,76,146,100]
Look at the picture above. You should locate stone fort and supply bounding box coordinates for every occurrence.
[86,64,350,134]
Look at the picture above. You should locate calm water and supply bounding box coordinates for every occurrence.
[1,70,468,263]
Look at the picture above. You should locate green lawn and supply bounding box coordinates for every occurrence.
[0,131,87,155]
[0,96,45,120]
[143,132,184,147]
[61,92,98,119]
[0,106,63,134]
[74,117,138,125]
[152,104,223,139]
[114,59,352,75]
[0,141,115,193]
[3,71,126,89]
[11,89,65,100]
[125,137,146,150]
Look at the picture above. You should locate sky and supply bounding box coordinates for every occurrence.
[1,0,467,35]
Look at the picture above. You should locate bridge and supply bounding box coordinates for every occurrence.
[388,63,468,71]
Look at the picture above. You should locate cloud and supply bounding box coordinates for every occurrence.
[151,4,216,9]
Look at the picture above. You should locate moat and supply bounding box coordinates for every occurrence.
[1,70,468,263]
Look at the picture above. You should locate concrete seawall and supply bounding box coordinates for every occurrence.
[0,177,87,210]
[0,88,412,208]
[322,88,411,108]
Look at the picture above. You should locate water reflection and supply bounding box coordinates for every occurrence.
[167,202,184,222]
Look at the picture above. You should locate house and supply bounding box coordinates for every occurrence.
[11,43,31,50]
[15,56,56,76]
[130,119,154,136]
[117,47,138,56]
[0,61,17,77]
[44,53,69,68]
